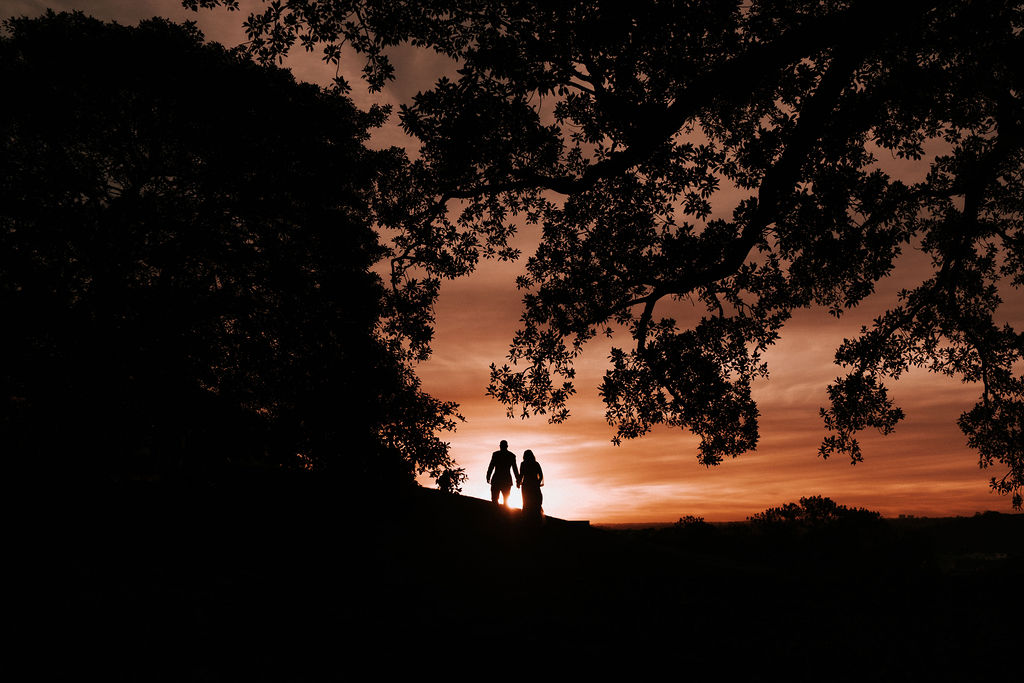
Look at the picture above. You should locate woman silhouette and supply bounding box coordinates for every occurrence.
[518,449,544,520]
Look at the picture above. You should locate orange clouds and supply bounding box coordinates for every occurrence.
[418,248,1012,522]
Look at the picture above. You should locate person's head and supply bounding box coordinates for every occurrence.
[499,440,508,451]
[523,449,535,463]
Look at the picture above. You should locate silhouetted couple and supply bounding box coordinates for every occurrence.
[486,440,544,519]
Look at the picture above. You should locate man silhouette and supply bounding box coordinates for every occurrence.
[486,440,520,507]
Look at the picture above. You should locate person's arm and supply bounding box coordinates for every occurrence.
[486,454,495,484]
[512,457,521,485]
[538,464,544,487]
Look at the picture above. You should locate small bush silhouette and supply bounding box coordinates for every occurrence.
[749,496,881,527]
[436,467,468,494]
[674,515,708,527]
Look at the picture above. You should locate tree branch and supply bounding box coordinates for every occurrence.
[473,0,933,197]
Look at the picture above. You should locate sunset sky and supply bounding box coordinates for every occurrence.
[7,0,1021,521]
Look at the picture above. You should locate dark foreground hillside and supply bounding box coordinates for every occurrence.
[29,477,1023,680]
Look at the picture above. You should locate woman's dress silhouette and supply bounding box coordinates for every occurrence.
[519,449,544,519]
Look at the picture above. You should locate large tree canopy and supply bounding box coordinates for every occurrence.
[0,11,461,488]
[189,0,1024,507]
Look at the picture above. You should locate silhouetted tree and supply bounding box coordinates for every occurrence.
[675,515,708,528]
[749,496,881,526]
[747,496,887,559]
[0,11,462,488]
[188,0,1024,507]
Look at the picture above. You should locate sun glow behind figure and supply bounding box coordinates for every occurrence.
[483,434,597,519]
[496,474,599,519]
[416,427,617,520]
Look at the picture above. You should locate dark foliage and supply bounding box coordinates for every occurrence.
[744,495,888,558]
[189,0,1024,507]
[650,497,892,563]
[0,12,461,488]
[674,514,708,527]
[748,495,882,526]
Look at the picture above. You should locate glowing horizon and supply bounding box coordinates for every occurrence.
[13,0,1021,522]
[418,266,1012,522]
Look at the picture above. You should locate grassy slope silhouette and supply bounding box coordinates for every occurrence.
[38,476,1022,679]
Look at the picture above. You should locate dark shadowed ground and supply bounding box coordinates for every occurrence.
[28,475,1023,680]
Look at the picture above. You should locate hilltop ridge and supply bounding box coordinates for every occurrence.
[33,478,1023,679]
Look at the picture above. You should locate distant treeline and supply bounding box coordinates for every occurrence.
[620,497,1023,577]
